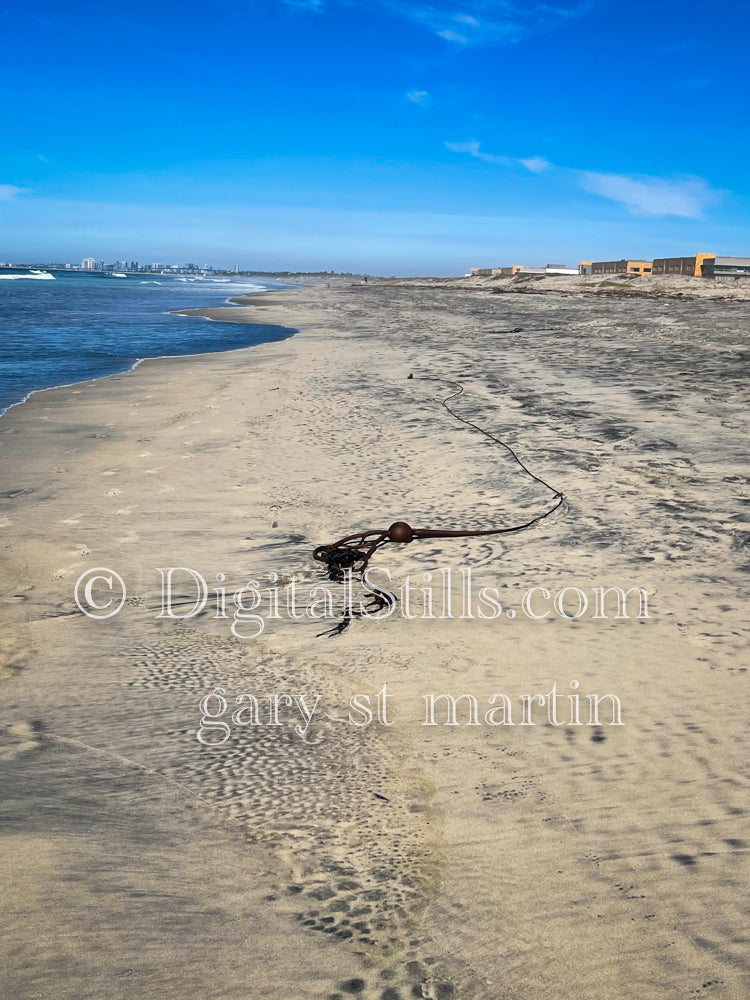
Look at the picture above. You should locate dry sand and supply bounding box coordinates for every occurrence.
[1,279,748,1000]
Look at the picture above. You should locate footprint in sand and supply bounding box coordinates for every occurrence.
[0,721,42,761]
[106,489,122,496]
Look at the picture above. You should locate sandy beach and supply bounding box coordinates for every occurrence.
[1,277,748,1000]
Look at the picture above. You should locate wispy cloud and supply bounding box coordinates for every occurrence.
[579,171,717,218]
[518,155,551,173]
[283,0,594,46]
[446,139,510,165]
[445,139,720,218]
[445,140,551,171]
[282,0,324,9]
[406,89,430,106]
[437,28,469,43]
[0,184,25,201]
[386,0,594,46]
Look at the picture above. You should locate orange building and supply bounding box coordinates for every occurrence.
[651,253,715,277]
[584,258,653,276]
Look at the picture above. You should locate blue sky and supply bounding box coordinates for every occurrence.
[1,0,748,273]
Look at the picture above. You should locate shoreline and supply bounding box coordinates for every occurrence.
[0,286,300,419]
[1,281,748,999]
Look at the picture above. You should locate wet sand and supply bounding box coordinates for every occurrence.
[1,279,748,999]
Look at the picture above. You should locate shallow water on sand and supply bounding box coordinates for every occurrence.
[0,270,295,412]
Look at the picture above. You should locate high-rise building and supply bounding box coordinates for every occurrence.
[81,257,96,270]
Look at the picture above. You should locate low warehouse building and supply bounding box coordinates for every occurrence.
[473,250,748,281]
[701,256,750,280]
[496,264,579,276]
[651,253,715,277]
[492,265,525,275]
[587,259,653,275]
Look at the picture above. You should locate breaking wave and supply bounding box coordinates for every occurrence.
[0,270,55,280]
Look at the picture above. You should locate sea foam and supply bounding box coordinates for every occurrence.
[0,270,55,280]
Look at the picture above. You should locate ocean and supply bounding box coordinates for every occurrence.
[0,269,296,414]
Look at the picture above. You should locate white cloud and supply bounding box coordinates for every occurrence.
[445,140,551,172]
[406,89,430,105]
[445,140,510,165]
[284,0,593,47]
[579,171,717,218]
[518,155,551,173]
[444,139,720,219]
[399,1,593,45]
[437,28,469,43]
[0,184,24,201]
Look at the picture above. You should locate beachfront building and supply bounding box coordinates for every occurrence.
[492,264,525,275]
[582,259,653,276]
[81,257,97,270]
[476,263,579,276]
[541,264,579,275]
[474,251,750,281]
[651,253,715,277]
[700,256,750,280]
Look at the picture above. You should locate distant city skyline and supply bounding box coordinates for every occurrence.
[0,257,356,276]
[78,258,215,273]
[1,1,748,275]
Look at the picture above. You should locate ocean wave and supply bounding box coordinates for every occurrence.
[226,283,266,294]
[0,270,55,280]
